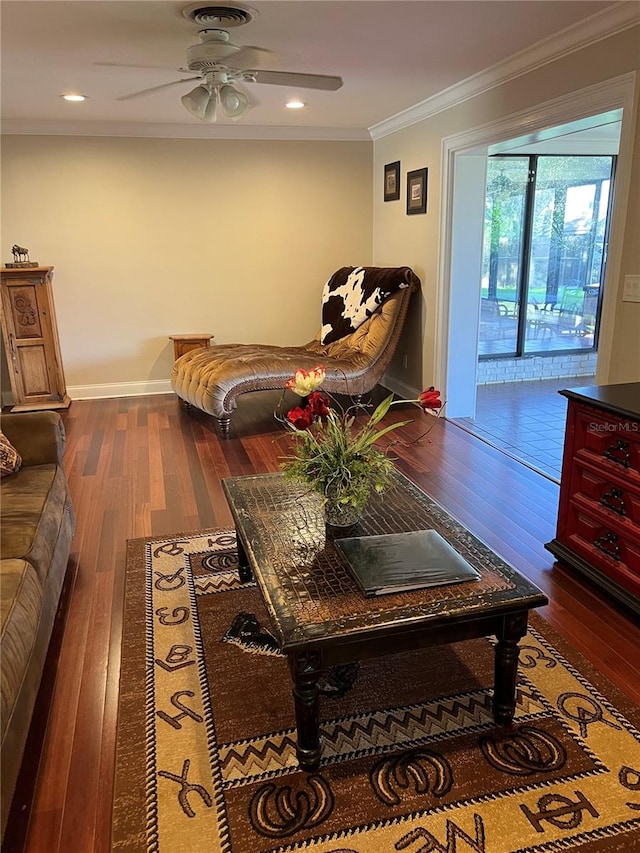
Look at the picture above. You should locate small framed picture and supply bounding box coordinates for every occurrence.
[383,161,401,201]
[406,167,428,215]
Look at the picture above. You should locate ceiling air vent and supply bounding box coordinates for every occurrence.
[181,3,257,28]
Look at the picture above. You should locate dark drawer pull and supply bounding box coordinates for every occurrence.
[603,439,631,468]
[599,487,627,516]
[594,531,621,562]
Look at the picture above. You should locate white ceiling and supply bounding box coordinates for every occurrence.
[1,0,636,139]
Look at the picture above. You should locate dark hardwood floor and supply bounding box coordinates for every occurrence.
[6,391,640,852]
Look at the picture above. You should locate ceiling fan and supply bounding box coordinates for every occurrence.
[107,3,343,123]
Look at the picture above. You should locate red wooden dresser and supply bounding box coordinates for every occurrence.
[546,382,640,616]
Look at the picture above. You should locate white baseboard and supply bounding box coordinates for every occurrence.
[5,376,416,406]
[380,374,421,400]
[68,379,173,400]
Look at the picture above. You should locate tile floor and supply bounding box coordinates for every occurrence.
[451,375,596,482]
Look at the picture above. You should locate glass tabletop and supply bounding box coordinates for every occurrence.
[222,470,547,649]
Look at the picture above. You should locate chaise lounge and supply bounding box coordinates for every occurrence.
[171,265,420,435]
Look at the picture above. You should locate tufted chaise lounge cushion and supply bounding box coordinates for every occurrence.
[170,266,419,433]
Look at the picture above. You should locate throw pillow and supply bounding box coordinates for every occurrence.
[320,266,411,345]
[0,430,22,477]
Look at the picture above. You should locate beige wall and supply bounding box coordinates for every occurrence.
[1,137,372,393]
[611,99,640,382]
[3,28,639,402]
[374,26,640,393]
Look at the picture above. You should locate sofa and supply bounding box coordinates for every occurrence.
[171,265,420,435]
[0,411,75,840]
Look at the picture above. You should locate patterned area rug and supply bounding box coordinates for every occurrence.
[112,530,640,852]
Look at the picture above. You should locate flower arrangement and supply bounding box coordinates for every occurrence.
[277,366,443,526]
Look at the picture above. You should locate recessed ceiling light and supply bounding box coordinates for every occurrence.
[61,94,88,102]
[286,100,305,110]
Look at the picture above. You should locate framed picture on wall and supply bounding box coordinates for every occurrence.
[406,167,428,215]
[383,161,401,201]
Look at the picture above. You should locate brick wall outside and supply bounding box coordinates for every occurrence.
[477,352,597,384]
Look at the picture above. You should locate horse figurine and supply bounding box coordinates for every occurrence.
[11,245,30,264]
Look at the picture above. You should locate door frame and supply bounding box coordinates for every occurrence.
[436,71,637,418]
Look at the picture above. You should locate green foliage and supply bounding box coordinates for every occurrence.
[281,395,411,510]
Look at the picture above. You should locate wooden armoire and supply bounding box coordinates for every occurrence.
[0,265,71,411]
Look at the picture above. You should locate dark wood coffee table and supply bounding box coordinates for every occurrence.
[223,471,548,771]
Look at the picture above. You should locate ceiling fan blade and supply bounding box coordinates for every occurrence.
[95,61,178,70]
[116,77,201,101]
[225,45,272,69]
[244,70,343,91]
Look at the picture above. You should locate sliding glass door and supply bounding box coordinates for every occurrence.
[479,154,615,358]
[479,157,528,354]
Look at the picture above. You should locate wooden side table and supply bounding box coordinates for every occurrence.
[169,334,213,361]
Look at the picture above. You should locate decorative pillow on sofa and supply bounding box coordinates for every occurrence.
[0,430,22,477]
[320,266,412,345]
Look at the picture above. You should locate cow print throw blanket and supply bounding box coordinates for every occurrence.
[320,266,413,345]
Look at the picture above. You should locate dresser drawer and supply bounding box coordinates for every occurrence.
[550,389,640,613]
[564,500,640,598]
[572,405,640,486]
[573,463,640,527]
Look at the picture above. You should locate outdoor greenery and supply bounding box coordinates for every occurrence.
[479,153,613,356]
[481,154,613,304]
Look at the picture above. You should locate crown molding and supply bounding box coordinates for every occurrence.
[441,72,635,155]
[369,2,640,140]
[0,120,370,142]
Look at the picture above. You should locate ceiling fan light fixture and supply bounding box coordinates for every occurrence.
[181,83,211,119]
[219,83,249,118]
[285,100,305,109]
[203,89,218,123]
[61,93,88,102]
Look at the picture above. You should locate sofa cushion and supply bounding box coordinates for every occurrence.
[0,559,43,746]
[0,432,21,478]
[0,464,69,586]
[320,266,412,345]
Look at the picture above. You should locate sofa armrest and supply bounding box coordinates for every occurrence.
[0,411,66,467]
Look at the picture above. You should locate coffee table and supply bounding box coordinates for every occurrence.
[222,470,548,771]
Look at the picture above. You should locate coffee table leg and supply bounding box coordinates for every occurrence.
[290,651,323,771]
[493,612,528,726]
[235,532,253,583]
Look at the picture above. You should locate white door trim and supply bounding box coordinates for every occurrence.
[436,71,638,400]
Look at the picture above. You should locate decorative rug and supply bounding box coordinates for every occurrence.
[112,530,640,852]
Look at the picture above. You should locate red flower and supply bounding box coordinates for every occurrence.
[287,406,314,430]
[305,391,330,418]
[419,387,442,411]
